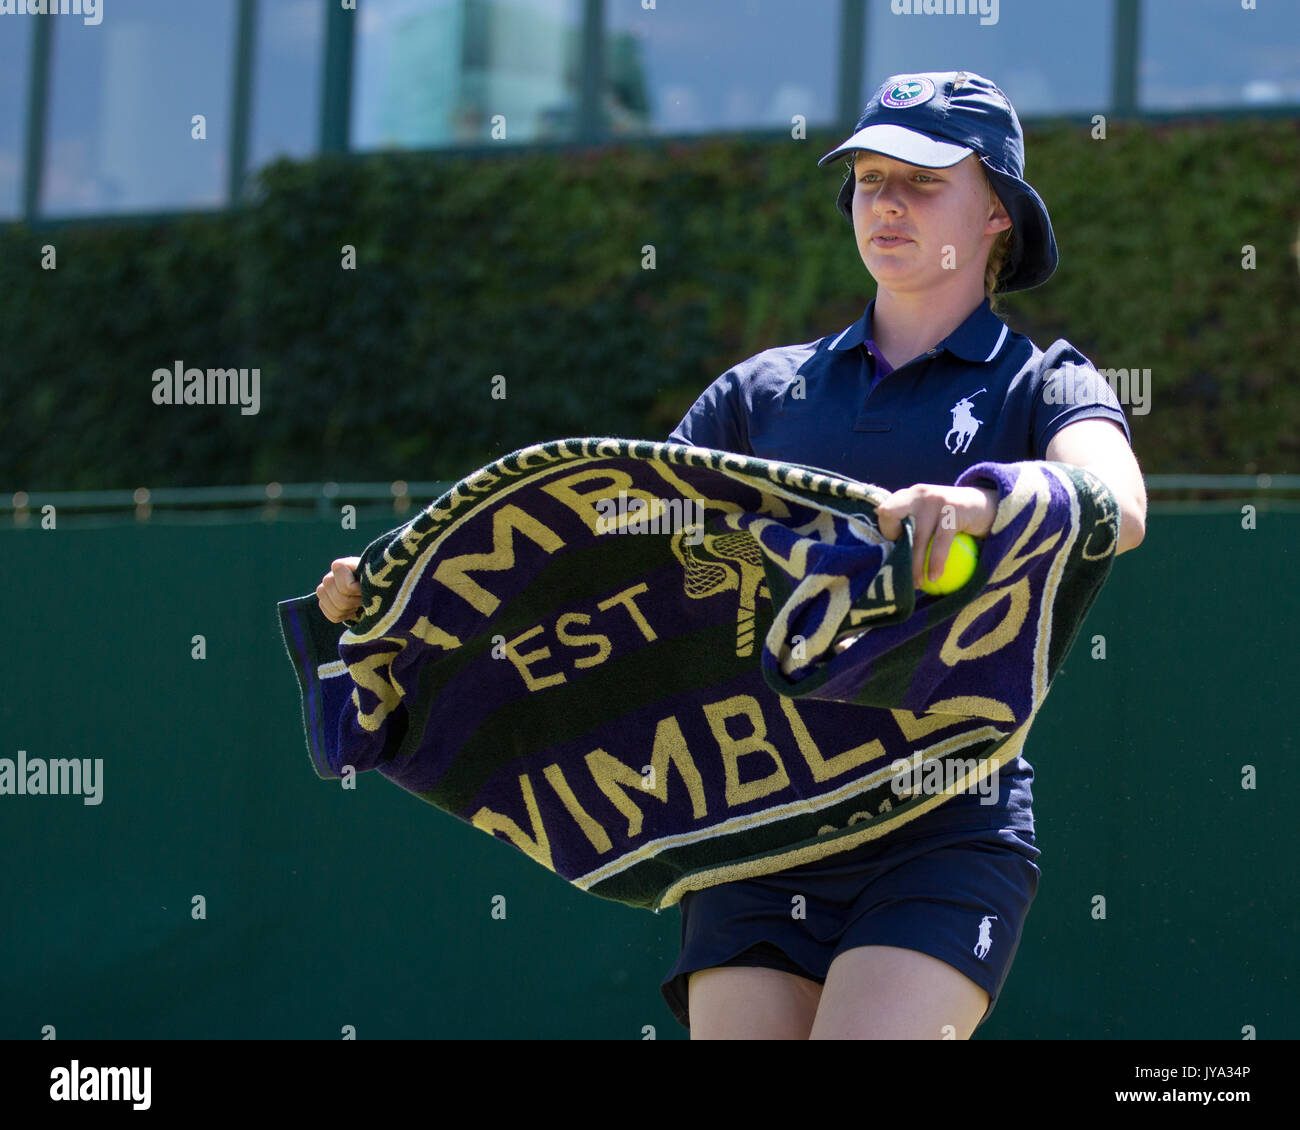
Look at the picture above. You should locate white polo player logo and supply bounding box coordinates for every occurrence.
[945,389,986,453]
[973,914,998,960]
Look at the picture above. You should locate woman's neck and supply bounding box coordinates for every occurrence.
[870,281,987,370]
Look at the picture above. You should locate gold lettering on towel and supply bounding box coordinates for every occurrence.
[349,642,407,731]
[780,697,882,783]
[923,696,1017,723]
[554,612,613,668]
[939,577,1031,665]
[410,616,461,651]
[471,773,554,871]
[542,763,612,853]
[704,695,790,806]
[596,582,657,641]
[587,715,707,838]
[433,504,565,616]
[988,467,1062,584]
[503,624,566,691]
[890,709,968,740]
[540,468,657,533]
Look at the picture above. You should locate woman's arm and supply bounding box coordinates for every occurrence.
[874,415,1146,591]
[1044,419,1147,555]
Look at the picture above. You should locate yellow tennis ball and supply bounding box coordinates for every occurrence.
[919,532,979,595]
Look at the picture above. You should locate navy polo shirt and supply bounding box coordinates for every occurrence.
[669,296,1134,838]
[669,296,1131,493]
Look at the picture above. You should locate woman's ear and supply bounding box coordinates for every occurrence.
[981,170,1012,234]
[986,196,1012,235]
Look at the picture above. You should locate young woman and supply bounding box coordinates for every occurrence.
[316,71,1147,1040]
[655,71,1147,1040]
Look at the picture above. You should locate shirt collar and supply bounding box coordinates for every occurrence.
[827,297,1010,364]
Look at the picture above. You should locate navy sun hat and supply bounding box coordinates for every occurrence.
[817,71,1057,292]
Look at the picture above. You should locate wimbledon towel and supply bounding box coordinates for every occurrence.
[278,438,1119,910]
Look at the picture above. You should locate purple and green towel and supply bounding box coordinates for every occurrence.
[277,438,1119,910]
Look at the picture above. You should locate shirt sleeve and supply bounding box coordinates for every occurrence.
[1029,341,1134,460]
[668,367,753,454]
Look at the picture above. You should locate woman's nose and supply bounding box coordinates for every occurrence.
[870,181,906,215]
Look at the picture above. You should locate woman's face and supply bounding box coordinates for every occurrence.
[851,150,1010,297]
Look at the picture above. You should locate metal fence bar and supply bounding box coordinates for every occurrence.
[1142,475,1300,489]
[1112,0,1140,118]
[578,0,605,144]
[2,483,452,511]
[227,0,258,205]
[4,475,1298,514]
[20,12,51,223]
[320,0,355,155]
[837,0,866,133]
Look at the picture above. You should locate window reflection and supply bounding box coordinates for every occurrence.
[0,21,32,218]
[862,0,1112,117]
[1141,0,1300,109]
[352,0,583,151]
[604,0,837,135]
[249,0,326,172]
[41,0,237,216]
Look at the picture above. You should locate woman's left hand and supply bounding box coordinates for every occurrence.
[875,483,999,590]
[834,482,999,655]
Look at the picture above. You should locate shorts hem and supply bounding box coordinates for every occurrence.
[660,825,1038,1034]
[660,940,824,1031]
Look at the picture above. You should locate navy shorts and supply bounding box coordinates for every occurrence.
[660,824,1040,1033]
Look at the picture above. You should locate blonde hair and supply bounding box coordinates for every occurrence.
[981,167,1014,310]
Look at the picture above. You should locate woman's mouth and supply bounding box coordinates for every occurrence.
[871,235,911,248]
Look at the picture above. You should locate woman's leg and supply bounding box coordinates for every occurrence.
[688,965,824,1040]
[808,945,990,1039]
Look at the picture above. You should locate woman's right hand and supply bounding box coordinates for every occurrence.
[317,556,363,622]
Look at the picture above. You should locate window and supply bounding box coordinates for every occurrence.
[1140,0,1300,110]
[41,0,238,216]
[604,0,839,136]
[0,19,32,218]
[352,0,585,151]
[249,0,327,172]
[863,0,1113,118]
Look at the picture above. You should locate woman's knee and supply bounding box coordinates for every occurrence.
[687,965,823,1040]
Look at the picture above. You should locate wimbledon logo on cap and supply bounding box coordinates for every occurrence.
[881,78,936,109]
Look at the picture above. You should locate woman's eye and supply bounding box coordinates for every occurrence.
[857,174,936,184]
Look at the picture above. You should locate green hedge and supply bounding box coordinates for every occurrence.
[3,116,1297,490]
